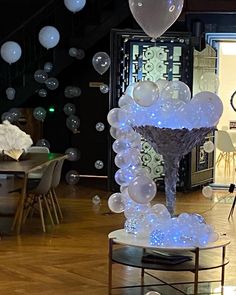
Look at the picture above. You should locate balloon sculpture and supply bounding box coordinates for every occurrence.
[107,79,223,247]
[1,41,22,64]
[128,0,184,40]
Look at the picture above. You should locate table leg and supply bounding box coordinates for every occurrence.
[221,246,226,293]
[108,238,113,295]
[194,248,200,295]
[11,174,27,234]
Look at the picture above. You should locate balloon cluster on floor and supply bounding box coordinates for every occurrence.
[107,80,223,247]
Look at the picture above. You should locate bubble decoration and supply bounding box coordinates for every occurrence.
[95,160,104,170]
[95,122,105,132]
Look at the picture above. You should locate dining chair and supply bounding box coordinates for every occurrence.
[28,146,50,180]
[49,157,66,223]
[215,130,236,174]
[23,160,57,232]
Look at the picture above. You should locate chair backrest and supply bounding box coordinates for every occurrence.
[31,160,57,194]
[28,146,49,153]
[51,157,66,188]
[216,130,236,153]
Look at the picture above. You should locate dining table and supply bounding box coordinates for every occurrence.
[0,152,65,234]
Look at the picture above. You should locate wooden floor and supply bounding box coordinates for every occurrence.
[0,177,236,294]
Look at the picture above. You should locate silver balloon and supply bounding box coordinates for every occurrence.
[100,84,109,94]
[6,87,16,100]
[64,86,81,98]
[38,89,47,97]
[9,108,21,121]
[65,170,80,185]
[43,62,53,73]
[45,77,59,90]
[95,122,105,132]
[95,160,104,170]
[65,147,80,161]
[34,70,48,83]
[69,47,78,57]
[33,107,46,121]
[36,139,50,149]
[66,115,80,133]
[92,52,111,75]
[63,103,76,116]
[76,49,85,60]
[1,112,14,123]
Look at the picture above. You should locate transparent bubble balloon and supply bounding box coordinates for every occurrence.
[199,72,220,93]
[66,115,80,133]
[38,88,47,97]
[108,193,125,213]
[118,94,133,107]
[95,160,104,170]
[43,62,53,73]
[115,148,140,169]
[125,82,137,97]
[92,195,101,205]
[45,77,59,90]
[107,108,128,128]
[202,186,213,198]
[1,112,14,123]
[9,108,21,121]
[100,84,109,94]
[128,175,157,204]
[6,87,16,100]
[65,170,80,185]
[133,80,159,107]
[63,103,76,116]
[92,52,111,75]
[76,49,85,60]
[152,204,171,221]
[203,141,214,153]
[65,147,80,161]
[36,139,50,149]
[96,122,105,132]
[69,47,79,57]
[33,107,46,121]
[145,291,161,295]
[64,86,81,98]
[161,80,191,103]
[156,79,169,94]
[34,70,48,83]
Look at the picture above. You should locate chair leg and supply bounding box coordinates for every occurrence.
[52,188,63,220]
[38,196,46,232]
[48,191,59,224]
[43,195,55,226]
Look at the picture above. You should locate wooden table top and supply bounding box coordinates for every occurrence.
[0,153,65,174]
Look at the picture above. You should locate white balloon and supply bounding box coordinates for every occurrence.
[202,186,213,198]
[155,79,169,94]
[39,26,60,49]
[108,193,125,213]
[118,94,133,107]
[64,0,86,13]
[128,175,157,204]
[107,108,129,129]
[145,291,161,295]
[1,41,22,64]
[161,80,191,103]
[203,141,214,153]
[133,81,159,107]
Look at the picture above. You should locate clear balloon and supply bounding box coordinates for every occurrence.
[133,81,159,107]
[161,80,191,103]
[95,160,104,170]
[6,87,16,100]
[36,139,50,149]
[65,170,80,185]
[63,103,76,116]
[64,0,86,13]
[152,204,171,221]
[199,72,219,93]
[66,115,80,133]
[76,49,85,60]
[95,122,105,132]
[128,175,157,204]
[0,41,22,64]
[202,186,213,199]
[125,83,137,97]
[108,193,125,213]
[92,195,101,205]
[45,77,59,90]
[100,84,109,94]
[64,86,81,98]
[1,112,14,123]
[33,107,46,121]
[145,291,161,295]
[92,52,111,75]
[69,47,79,57]
[9,108,21,121]
[128,0,184,39]
[203,141,214,153]
[38,89,47,97]
[34,70,48,83]
[156,79,169,94]
[65,147,80,161]
[38,26,60,49]
[118,94,133,107]
[107,108,128,128]
[43,62,53,73]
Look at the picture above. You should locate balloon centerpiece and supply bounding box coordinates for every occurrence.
[107,79,223,247]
